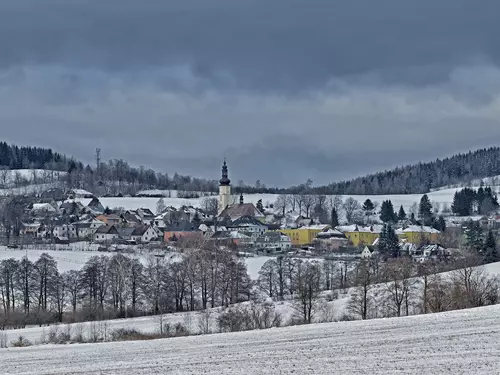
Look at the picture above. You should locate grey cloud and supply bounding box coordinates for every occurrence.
[1,0,500,90]
[1,1,500,186]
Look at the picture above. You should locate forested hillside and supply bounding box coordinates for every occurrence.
[310,147,500,195]
[0,142,74,171]
[2,141,500,196]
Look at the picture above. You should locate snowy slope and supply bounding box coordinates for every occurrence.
[2,304,500,374]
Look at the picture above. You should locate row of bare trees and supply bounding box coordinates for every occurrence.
[0,247,251,329]
[348,254,500,320]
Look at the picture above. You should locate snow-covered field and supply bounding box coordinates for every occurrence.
[2,304,500,374]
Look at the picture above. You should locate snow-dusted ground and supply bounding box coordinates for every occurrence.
[2,304,500,374]
[1,295,351,347]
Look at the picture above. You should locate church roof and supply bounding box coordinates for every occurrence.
[219,203,265,219]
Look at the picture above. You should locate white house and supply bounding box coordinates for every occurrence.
[255,232,292,251]
[360,246,378,259]
[94,225,120,242]
[53,224,78,240]
[131,225,160,243]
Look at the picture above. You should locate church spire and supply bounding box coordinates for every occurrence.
[219,159,231,186]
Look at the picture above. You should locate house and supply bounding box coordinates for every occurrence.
[96,214,122,226]
[255,232,292,251]
[360,246,379,259]
[136,208,156,225]
[31,203,58,215]
[227,215,268,239]
[396,226,440,244]
[87,197,105,214]
[117,227,136,241]
[120,211,143,227]
[53,223,78,240]
[67,189,94,199]
[74,221,94,240]
[313,229,349,250]
[337,225,383,247]
[94,225,120,242]
[164,220,202,242]
[131,225,160,243]
[280,224,331,246]
[60,201,84,216]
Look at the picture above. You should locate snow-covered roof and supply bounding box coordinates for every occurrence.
[337,225,383,234]
[300,224,330,231]
[397,225,440,234]
[32,203,56,212]
[70,189,93,196]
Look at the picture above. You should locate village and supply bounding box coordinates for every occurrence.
[2,161,497,266]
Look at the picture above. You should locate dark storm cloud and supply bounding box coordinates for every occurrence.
[1,0,500,185]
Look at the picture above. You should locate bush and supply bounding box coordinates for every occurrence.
[10,336,32,347]
[110,328,159,341]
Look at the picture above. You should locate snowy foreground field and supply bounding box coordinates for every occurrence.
[2,304,500,375]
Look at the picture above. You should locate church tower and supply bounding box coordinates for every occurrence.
[218,160,231,215]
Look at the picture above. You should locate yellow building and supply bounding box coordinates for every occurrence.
[338,225,383,247]
[396,226,440,244]
[279,225,330,246]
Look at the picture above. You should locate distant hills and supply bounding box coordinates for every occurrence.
[310,147,500,196]
[2,142,500,196]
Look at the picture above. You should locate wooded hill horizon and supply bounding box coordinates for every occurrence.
[1,141,500,196]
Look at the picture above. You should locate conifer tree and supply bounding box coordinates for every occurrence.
[483,230,499,263]
[256,199,264,213]
[362,199,375,213]
[331,208,339,227]
[377,224,388,254]
[464,220,484,252]
[418,194,433,225]
[397,205,406,221]
[380,200,397,223]
[385,224,401,258]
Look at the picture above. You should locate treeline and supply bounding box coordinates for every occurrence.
[0,247,250,329]
[0,142,71,171]
[5,142,500,196]
[451,186,499,216]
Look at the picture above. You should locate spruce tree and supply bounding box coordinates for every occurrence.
[377,224,388,255]
[362,199,375,213]
[386,224,401,258]
[464,220,484,252]
[331,208,339,227]
[256,199,264,213]
[397,205,406,221]
[483,230,499,263]
[418,194,433,225]
[380,200,397,223]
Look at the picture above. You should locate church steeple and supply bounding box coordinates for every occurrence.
[219,159,231,186]
[218,159,231,215]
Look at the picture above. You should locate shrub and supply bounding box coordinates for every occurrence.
[10,336,32,348]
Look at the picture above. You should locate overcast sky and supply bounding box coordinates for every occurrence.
[1,0,500,186]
